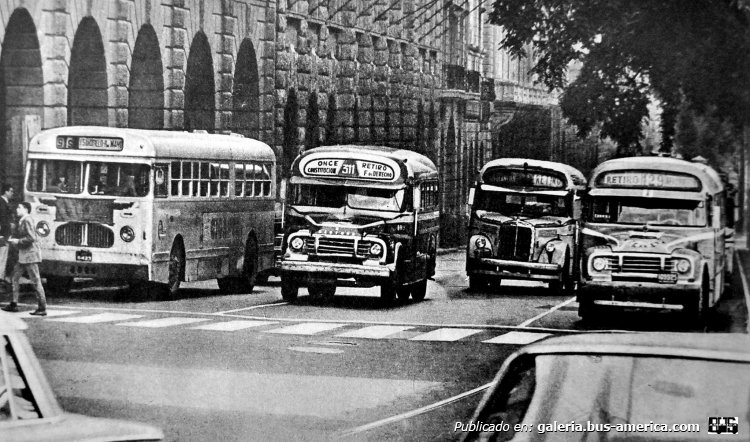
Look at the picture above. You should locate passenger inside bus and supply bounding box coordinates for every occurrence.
[116,175,137,197]
[49,175,69,193]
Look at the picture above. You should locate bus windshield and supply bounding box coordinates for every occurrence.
[590,197,707,227]
[475,190,568,218]
[291,184,407,212]
[27,159,150,197]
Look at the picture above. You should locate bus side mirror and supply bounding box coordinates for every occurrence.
[466,187,475,217]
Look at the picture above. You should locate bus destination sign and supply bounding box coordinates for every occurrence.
[302,158,396,181]
[484,169,565,189]
[598,171,701,190]
[56,136,124,151]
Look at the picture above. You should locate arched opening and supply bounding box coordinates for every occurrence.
[129,25,164,129]
[305,91,320,149]
[232,38,260,138]
[68,17,108,126]
[184,32,215,131]
[282,88,299,176]
[0,8,43,186]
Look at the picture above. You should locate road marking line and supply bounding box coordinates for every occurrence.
[336,325,413,339]
[517,297,576,327]
[264,322,347,335]
[191,320,278,331]
[29,309,80,317]
[118,317,210,328]
[483,331,551,345]
[215,302,289,314]
[48,304,588,333]
[410,328,483,342]
[736,251,750,333]
[288,346,345,354]
[47,313,144,323]
[340,382,493,436]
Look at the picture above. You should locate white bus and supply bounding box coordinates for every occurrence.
[24,126,276,297]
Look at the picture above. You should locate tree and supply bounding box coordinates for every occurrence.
[488,0,750,153]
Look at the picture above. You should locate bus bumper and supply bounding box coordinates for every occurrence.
[40,260,150,281]
[467,258,561,281]
[280,260,393,282]
[578,281,701,311]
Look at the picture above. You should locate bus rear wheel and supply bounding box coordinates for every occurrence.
[281,275,299,302]
[167,242,184,297]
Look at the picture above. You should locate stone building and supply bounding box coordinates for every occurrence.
[0,0,595,248]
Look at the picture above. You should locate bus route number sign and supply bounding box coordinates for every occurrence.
[56,136,124,151]
[599,172,701,190]
[303,158,396,181]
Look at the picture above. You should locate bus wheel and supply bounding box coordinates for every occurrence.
[411,279,428,301]
[381,281,397,304]
[309,283,336,301]
[44,276,73,296]
[685,277,709,329]
[281,276,299,302]
[550,256,574,295]
[167,242,184,297]
[578,299,597,323]
[241,235,259,293]
[396,285,411,301]
[469,276,488,292]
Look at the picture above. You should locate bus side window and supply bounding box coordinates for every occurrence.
[154,164,168,198]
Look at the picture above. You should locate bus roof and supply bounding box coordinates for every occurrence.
[291,145,438,184]
[590,156,723,195]
[479,158,587,189]
[28,126,276,162]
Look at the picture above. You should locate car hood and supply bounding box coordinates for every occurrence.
[583,225,711,254]
[3,413,163,442]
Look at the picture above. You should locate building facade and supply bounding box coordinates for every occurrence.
[0,0,595,248]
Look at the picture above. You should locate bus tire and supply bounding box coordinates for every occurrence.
[411,279,428,301]
[167,240,185,297]
[578,299,597,323]
[685,275,709,329]
[469,275,488,292]
[242,235,259,293]
[44,276,73,296]
[309,283,336,301]
[381,281,397,304]
[281,276,298,302]
[550,253,574,296]
[396,285,411,301]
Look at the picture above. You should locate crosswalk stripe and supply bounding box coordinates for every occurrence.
[117,317,210,328]
[192,320,278,331]
[483,331,551,345]
[48,313,144,323]
[264,322,347,335]
[336,325,414,339]
[410,328,483,342]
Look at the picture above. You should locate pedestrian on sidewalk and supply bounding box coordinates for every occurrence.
[2,201,47,315]
[0,183,15,290]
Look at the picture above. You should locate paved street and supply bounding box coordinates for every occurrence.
[5,250,748,441]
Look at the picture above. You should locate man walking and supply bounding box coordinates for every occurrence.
[2,201,47,315]
[0,183,14,288]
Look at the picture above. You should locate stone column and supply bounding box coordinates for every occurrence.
[164,1,188,129]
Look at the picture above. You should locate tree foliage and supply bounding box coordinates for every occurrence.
[488,0,750,153]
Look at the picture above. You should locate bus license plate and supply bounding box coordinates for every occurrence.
[76,250,92,262]
[657,273,677,284]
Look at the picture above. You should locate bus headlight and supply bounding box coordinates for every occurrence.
[544,241,556,253]
[120,226,135,242]
[369,243,383,257]
[289,237,305,251]
[36,221,50,237]
[592,256,609,272]
[475,237,488,249]
[675,259,691,274]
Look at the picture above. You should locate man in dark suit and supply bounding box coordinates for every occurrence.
[3,201,46,315]
[0,183,14,287]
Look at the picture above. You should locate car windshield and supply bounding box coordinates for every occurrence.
[590,197,707,227]
[291,184,407,212]
[470,354,749,441]
[27,160,150,197]
[475,190,568,217]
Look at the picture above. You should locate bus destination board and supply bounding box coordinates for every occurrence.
[597,171,701,190]
[302,158,396,181]
[483,169,565,189]
[56,136,124,151]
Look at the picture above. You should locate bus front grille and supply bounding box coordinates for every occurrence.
[317,237,356,255]
[55,223,114,248]
[497,224,532,261]
[612,256,674,274]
